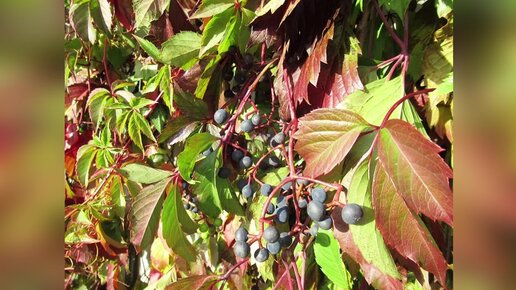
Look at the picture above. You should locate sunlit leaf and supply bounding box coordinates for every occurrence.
[119,163,172,184]
[76,144,97,187]
[177,133,217,181]
[372,163,448,285]
[314,229,351,289]
[190,0,234,19]
[294,108,372,177]
[376,120,453,225]
[161,32,202,70]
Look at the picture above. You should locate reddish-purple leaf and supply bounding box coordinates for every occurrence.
[292,23,334,104]
[109,0,134,31]
[166,275,218,290]
[293,108,371,177]
[273,44,291,121]
[332,206,403,290]
[129,177,171,251]
[372,163,448,286]
[377,120,453,225]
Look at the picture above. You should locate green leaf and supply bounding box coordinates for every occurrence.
[161,32,202,70]
[401,100,429,138]
[70,0,96,44]
[133,34,162,62]
[260,167,289,186]
[218,9,253,54]
[128,112,144,152]
[90,0,112,37]
[133,112,156,141]
[149,104,168,132]
[215,150,244,216]
[119,163,172,184]
[314,229,351,289]
[337,76,404,125]
[378,0,411,20]
[162,184,197,261]
[133,0,169,30]
[435,0,453,18]
[130,97,155,110]
[86,88,111,130]
[116,110,131,136]
[129,177,171,249]
[177,133,217,182]
[348,161,400,279]
[195,54,221,99]
[76,144,97,187]
[293,108,372,178]
[142,65,168,94]
[200,7,233,55]
[190,148,223,218]
[190,0,234,19]
[174,88,210,118]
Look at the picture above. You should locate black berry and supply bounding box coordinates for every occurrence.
[279,232,292,248]
[242,184,253,199]
[270,132,285,147]
[275,207,288,224]
[298,197,308,208]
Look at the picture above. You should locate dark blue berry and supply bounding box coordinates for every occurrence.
[254,248,269,262]
[241,119,254,133]
[318,216,333,230]
[279,232,292,248]
[214,109,229,125]
[251,113,261,126]
[270,132,285,147]
[275,207,289,224]
[307,201,325,221]
[267,156,281,167]
[309,223,319,237]
[341,203,363,225]
[311,188,327,203]
[234,241,250,258]
[266,241,281,255]
[231,150,244,162]
[239,156,252,169]
[266,203,275,214]
[263,226,279,243]
[261,183,273,196]
[235,227,248,242]
[242,184,253,199]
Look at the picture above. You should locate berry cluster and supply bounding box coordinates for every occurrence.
[206,52,364,264]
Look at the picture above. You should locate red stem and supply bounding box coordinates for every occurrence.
[373,0,405,52]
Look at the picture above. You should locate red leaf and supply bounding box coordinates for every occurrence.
[169,0,196,33]
[372,163,448,286]
[166,275,218,290]
[332,206,403,290]
[293,108,371,177]
[377,120,453,225]
[273,44,291,121]
[109,0,134,31]
[305,42,363,109]
[292,23,334,104]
